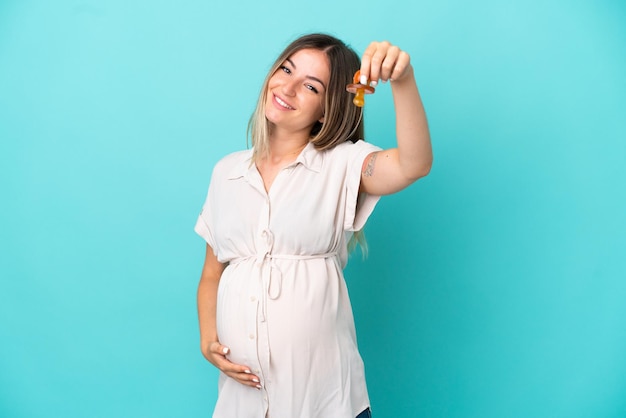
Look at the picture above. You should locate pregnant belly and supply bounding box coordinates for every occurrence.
[215,259,356,366]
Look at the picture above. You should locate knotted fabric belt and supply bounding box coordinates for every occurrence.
[230,251,338,322]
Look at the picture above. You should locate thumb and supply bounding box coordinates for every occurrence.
[212,342,230,355]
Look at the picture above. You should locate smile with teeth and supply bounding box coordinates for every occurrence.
[274,94,295,110]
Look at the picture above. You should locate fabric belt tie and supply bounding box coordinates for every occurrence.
[230,250,338,322]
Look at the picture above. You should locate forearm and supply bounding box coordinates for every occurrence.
[390,67,433,180]
[197,276,219,352]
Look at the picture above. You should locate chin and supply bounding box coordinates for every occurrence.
[265,111,280,126]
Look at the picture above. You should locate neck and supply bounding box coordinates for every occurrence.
[264,140,307,164]
[266,127,309,160]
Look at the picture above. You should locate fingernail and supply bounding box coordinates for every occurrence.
[370,80,378,87]
[360,75,367,85]
[256,384,262,390]
[222,347,229,354]
[244,369,251,374]
[252,378,260,383]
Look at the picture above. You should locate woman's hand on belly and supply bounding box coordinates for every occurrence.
[202,341,262,390]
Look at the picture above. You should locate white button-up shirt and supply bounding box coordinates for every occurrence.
[195,140,381,418]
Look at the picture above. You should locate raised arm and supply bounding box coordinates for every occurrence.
[358,41,433,196]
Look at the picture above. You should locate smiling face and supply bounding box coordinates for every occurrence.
[264,48,330,138]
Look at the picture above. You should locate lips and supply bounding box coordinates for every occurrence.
[273,94,295,110]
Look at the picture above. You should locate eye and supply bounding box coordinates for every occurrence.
[306,84,319,94]
[279,65,291,74]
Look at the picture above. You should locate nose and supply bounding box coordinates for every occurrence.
[281,78,297,97]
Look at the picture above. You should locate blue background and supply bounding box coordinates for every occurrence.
[1,0,625,417]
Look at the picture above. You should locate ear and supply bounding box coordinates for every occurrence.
[318,114,325,124]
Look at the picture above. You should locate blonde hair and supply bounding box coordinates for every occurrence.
[247,33,369,255]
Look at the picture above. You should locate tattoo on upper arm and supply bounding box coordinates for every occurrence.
[362,152,378,177]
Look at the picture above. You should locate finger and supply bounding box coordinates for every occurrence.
[210,342,230,355]
[219,362,262,389]
[390,51,411,82]
[367,41,391,84]
[359,42,378,85]
[211,354,261,384]
[226,369,263,389]
[220,361,255,376]
[379,45,400,82]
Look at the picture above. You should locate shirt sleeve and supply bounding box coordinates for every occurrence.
[343,140,382,231]
[194,174,218,252]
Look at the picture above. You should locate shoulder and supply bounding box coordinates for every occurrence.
[215,149,251,168]
[211,149,252,178]
[327,139,381,161]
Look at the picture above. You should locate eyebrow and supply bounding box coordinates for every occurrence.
[286,58,327,90]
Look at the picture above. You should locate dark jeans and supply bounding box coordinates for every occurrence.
[356,408,372,418]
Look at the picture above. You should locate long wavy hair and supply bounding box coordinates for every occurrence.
[247,33,369,255]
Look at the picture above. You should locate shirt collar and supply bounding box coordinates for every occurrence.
[226,141,323,180]
[292,141,323,173]
[226,149,254,180]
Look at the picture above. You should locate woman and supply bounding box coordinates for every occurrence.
[195,33,432,418]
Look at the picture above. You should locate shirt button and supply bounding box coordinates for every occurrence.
[250,296,257,302]
[249,334,255,340]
